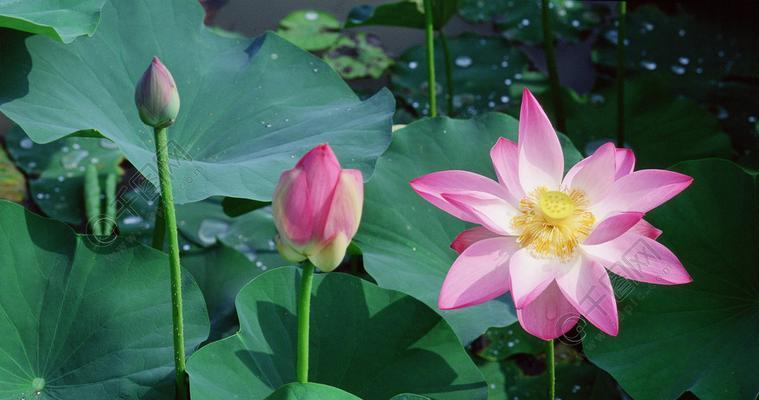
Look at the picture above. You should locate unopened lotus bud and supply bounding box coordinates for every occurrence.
[272,144,364,272]
[134,57,180,129]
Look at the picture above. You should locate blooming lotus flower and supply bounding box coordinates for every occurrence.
[273,144,363,272]
[134,57,180,129]
[410,89,693,340]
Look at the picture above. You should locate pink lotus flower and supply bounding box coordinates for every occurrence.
[410,89,693,340]
[273,144,363,272]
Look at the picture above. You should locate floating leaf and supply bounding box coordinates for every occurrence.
[0,144,25,202]
[5,125,123,224]
[584,159,759,400]
[0,0,394,205]
[392,33,547,116]
[277,9,340,51]
[265,383,361,400]
[353,113,582,343]
[458,0,604,44]
[323,32,393,80]
[345,0,459,30]
[545,76,731,168]
[187,267,487,399]
[0,0,105,42]
[0,200,209,399]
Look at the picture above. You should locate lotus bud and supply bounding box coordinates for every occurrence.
[134,57,180,129]
[272,144,364,272]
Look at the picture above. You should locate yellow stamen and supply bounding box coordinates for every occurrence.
[512,187,595,260]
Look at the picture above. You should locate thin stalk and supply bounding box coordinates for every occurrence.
[153,127,187,400]
[423,0,437,117]
[103,173,117,235]
[438,29,454,116]
[541,0,565,132]
[152,198,166,250]
[296,261,315,383]
[616,1,627,147]
[84,164,102,236]
[547,339,555,399]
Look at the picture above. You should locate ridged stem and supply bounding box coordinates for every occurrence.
[84,164,102,236]
[296,261,315,383]
[616,1,627,147]
[103,173,117,235]
[423,0,437,116]
[438,30,454,116]
[547,339,555,399]
[153,127,187,400]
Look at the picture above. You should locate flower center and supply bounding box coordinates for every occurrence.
[538,190,575,223]
[512,187,595,260]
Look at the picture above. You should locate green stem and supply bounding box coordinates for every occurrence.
[438,29,454,116]
[616,1,626,147]
[296,261,315,383]
[547,339,555,399]
[103,173,117,235]
[423,0,437,117]
[84,164,102,236]
[152,198,166,250]
[541,0,565,132]
[153,127,187,400]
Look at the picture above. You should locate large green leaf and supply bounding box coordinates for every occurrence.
[0,200,209,399]
[0,0,394,205]
[391,33,547,117]
[0,0,104,43]
[546,76,731,168]
[353,113,582,343]
[5,125,123,224]
[323,32,394,80]
[265,383,361,400]
[187,266,487,399]
[345,0,459,30]
[584,159,759,400]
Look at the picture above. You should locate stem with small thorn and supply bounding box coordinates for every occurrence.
[547,339,555,400]
[296,261,315,383]
[153,126,187,399]
[423,0,437,117]
[616,1,627,147]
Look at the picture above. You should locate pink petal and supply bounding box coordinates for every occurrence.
[592,169,694,219]
[583,212,644,245]
[490,137,524,204]
[410,170,512,223]
[518,89,564,193]
[439,237,520,310]
[582,232,692,285]
[614,148,636,179]
[450,227,502,254]
[629,219,662,239]
[272,169,313,246]
[296,144,342,232]
[509,248,561,308]
[556,260,618,336]
[442,192,519,236]
[516,282,579,340]
[320,169,363,242]
[563,142,616,205]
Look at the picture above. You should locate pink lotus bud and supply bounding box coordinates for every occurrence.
[272,144,363,272]
[134,57,180,129]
